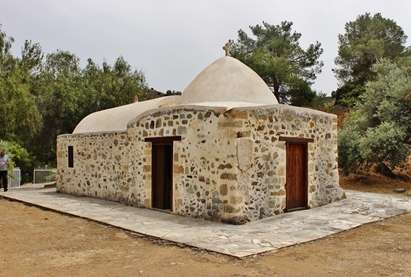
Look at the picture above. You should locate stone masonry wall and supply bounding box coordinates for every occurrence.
[57,105,344,224]
[230,106,344,221]
[57,132,130,203]
[126,107,246,223]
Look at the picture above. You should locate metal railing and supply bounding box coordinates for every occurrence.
[33,168,57,184]
[8,167,21,188]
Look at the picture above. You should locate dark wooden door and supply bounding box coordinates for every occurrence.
[286,142,308,211]
[151,142,173,210]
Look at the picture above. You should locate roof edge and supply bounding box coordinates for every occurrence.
[126,105,230,129]
[58,130,127,138]
[230,104,337,118]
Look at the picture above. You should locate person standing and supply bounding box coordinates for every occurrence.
[0,149,8,192]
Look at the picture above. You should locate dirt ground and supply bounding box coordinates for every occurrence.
[340,174,411,194]
[340,156,411,195]
[1,191,411,277]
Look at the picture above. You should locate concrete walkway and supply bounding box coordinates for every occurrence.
[1,188,411,258]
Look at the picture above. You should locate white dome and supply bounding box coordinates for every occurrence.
[179,56,278,105]
[72,56,278,134]
[72,96,179,134]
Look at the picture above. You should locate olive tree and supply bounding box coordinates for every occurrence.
[339,59,411,176]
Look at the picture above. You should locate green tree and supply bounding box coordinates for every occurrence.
[32,53,148,164]
[81,56,147,116]
[0,26,14,71]
[31,50,83,163]
[0,140,32,177]
[0,28,42,147]
[230,21,323,104]
[334,13,408,106]
[339,59,411,176]
[0,26,150,169]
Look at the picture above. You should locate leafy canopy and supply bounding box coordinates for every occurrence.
[339,59,411,174]
[0,26,148,170]
[0,140,31,174]
[334,13,408,106]
[230,21,323,105]
[0,29,42,146]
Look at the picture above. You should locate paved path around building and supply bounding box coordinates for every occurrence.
[1,188,411,258]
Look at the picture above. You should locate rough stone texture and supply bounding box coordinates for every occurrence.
[57,104,344,224]
[57,132,130,203]
[236,138,253,171]
[2,188,410,257]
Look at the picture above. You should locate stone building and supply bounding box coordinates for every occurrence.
[57,56,344,224]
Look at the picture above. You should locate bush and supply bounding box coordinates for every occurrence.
[338,59,411,175]
[0,140,33,180]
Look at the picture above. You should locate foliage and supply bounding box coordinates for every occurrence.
[306,93,335,112]
[0,31,42,146]
[0,26,149,171]
[81,57,147,114]
[334,13,408,106]
[339,59,411,175]
[229,21,323,104]
[0,140,32,175]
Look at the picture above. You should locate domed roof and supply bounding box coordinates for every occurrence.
[72,56,279,134]
[72,96,179,134]
[179,56,278,105]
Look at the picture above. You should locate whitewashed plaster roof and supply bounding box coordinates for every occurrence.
[73,96,179,134]
[73,56,278,134]
[179,56,278,105]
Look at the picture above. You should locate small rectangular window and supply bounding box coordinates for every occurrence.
[68,146,74,168]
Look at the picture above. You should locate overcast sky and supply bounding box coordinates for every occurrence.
[1,0,410,94]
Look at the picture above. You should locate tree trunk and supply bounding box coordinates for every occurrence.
[273,77,281,103]
[376,163,397,179]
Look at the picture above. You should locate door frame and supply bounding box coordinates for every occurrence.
[280,136,311,212]
[145,136,181,211]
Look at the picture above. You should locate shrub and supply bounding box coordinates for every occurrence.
[0,140,32,179]
[338,59,411,175]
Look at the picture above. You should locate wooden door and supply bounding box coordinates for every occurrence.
[151,142,173,210]
[286,142,308,211]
